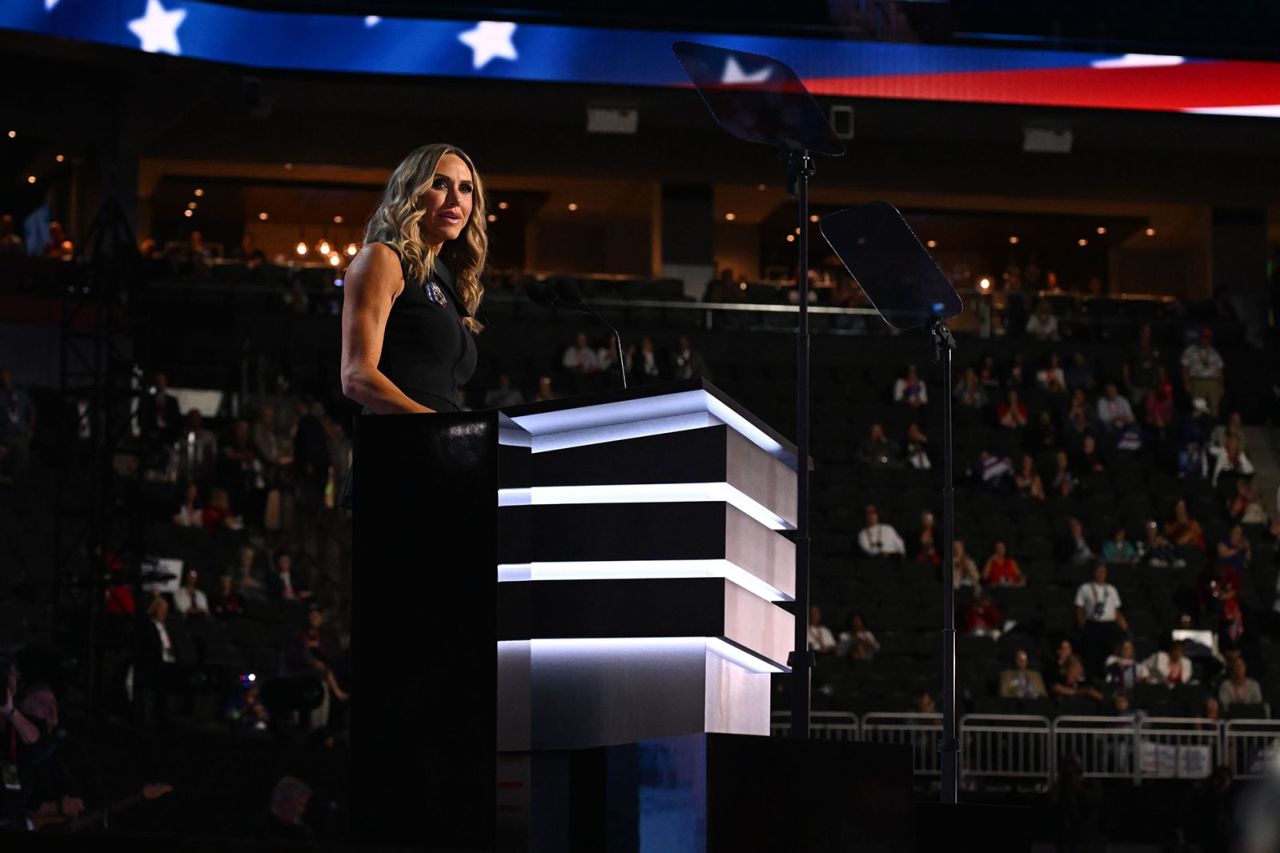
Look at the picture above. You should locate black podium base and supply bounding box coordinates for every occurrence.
[500,733,915,853]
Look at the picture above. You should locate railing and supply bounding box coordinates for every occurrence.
[770,712,1266,787]
[1224,720,1280,779]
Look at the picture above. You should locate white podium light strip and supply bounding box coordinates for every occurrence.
[497,559,791,603]
[497,482,792,531]
[500,636,786,674]
[530,412,719,454]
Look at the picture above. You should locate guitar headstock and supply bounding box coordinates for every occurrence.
[142,784,174,800]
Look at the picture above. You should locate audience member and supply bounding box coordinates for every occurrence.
[997,389,1029,429]
[954,366,988,410]
[972,450,1014,490]
[1035,353,1067,394]
[173,482,204,528]
[177,409,219,485]
[1064,351,1096,393]
[857,504,906,557]
[0,367,36,482]
[1182,328,1225,415]
[267,551,311,602]
[1014,454,1045,500]
[1123,323,1162,404]
[1049,450,1077,497]
[1103,639,1150,689]
[952,540,981,591]
[892,364,928,407]
[211,574,245,620]
[1034,411,1059,451]
[174,569,209,617]
[962,590,1002,637]
[671,335,711,381]
[562,332,600,375]
[914,512,941,567]
[1074,434,1106,475]
[1206,434,1253,486]
[484,373,525,408]
[1004,352,1029,389]
[625,337,664,385]
[1025,300,1060,341]
[999,649,1048,699]
[857,423,901,469]
[1051,655,1104,703]
[138,372,182,447]
[1166,499,1205,548]
[1143,371,1176,434]
[1064,388,1094,437]
[533,375,558,401]
[1141,520,1182,569]
[234,546,267,601]
[255,776,314,843]
[1075,563,1127,676]
[1062,518,1098,567]
[904,423,931,470]
[1095,383,1135,434]
[1101,526,1137,564]
[1145,640,1195,686]
[982,541,1025,587]
[1228,479,1268,525]
[1217,657,1263,710]
[807,606,836,653]
[1209,411,1245,453]
[836,612,880,660]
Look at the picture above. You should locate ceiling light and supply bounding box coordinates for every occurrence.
[187,202,197,210]
[724,212,736,221]
[318,240,331,255]
[498,201,509,210]
[567,203,578,211]
[926,240,937,249]
[979,278,992,291]
[55,154,64,163]
[1078,238,1088,247]
[26,176,35,184]
[1096,226,1107,235]
[328,254,341,266]
[809,214,819,223]
[756,183,766,191]
[486,213,497,222]
[194,188,204,197]
[345,243,358,256]
[258,212,269,221]
[333,215,343,224]
[1009,236,1019,245]
[296,241,308,256]
[183,209,193,218]
[786,234,795,243]
[6,131,15,139]
[1145,227,1157,237]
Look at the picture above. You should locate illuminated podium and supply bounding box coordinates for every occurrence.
[351,380,797,848]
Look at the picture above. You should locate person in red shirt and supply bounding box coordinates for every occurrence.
[963,591,1002,636]
[997,389,1029,429]
[982,540,1025,587]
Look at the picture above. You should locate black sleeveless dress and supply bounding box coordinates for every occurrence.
[341,244,477,507]
[375,242,477,411]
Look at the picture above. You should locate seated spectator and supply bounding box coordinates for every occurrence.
[972,450,1014,490]
[952,540,981,590]
[982,541,1024,587]
[483,373,525,408]
[914,512,941,567]
[1062,517,1098,567]
[1182,328,1225,416]
[285,609,350,740]
[1144,640,1195,686]
[1064,388,1094,437]
[1101,526,1137,564]
[996,389,1029,429]
[233,546,267,600]
[1004,352,1029,389]
[1095,383,1135,434]
[201,488,243,530]
[962,590,1002,637]
[857,423,901,469]
[1228,479,1269,525]
[1104,639,1150,689]
[904,423,931,470]
[1049,450,1077,497]
[225,682,269,730]
[1142,371,1176,434]
[1035,353,1067,394]
[1025,300,1060,341]
[533,375,557,401]
[1141,520,1183,569]
[954,366,988,410]
[211,574,244,620]
[978,354,1001,392]
[1209,411,1246,453]
[671,334,711,381]
[1052,638,1075,682]
[598,334,621,376]
[1217,657,1263,711]
[625,337,664,385]
[267,551,312,602]
[1217,525,1252,573]
[1075,563,1127,676]
[1207,434,1254,487]
[256,777,314,843]
[836,612,880,660]
[1051,655,1104,703]
[1074,434,1106,475]
[1166,499,1205,548]
[857,504,906,557]
[999,648,1048,699]
[562,332,601,375]
[1033,411,1059,450]
[174,569,209,617]
[1198,561,1245,646]
[173,482,203,528]
[892,364,928,407]
[807,606,836,653]
[1014,454,1045,500]
[1065,351,1096,393]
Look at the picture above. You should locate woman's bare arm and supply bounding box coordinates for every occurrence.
[340,243,435,414]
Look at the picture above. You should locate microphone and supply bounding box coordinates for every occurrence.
[526,279,627,390]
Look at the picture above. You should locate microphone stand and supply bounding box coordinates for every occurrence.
[570,306,627,391]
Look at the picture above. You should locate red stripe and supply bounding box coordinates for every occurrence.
[803,61,1280,112]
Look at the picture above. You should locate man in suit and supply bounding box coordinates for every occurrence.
[999,648,1047,699]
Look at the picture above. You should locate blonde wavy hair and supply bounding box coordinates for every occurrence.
[364,144,487,333]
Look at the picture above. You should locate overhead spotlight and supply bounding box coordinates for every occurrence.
[194,188,204,197]
[809,214,819,223]
[486,213,497,222]
[724,212,736,221]
[295,241,308,256]
[333,215,343,224]
[926,240,937,249]
[6,131,15,139]
[318,240,331,255]
[1145,227,1157,237]
[794,227,801,235]
[328,254,341,267]
[1096,226,1107,235]
[786,234,795,243]
[756,183,766,191]
[497,201,509,210]
[183,209,193,218]
[258,212,269,221]
[1078,238,1088,247]
[978,278,992,291]
[1009,236,1019,245]
[345,243,358,256]
[187,202,197,210]
[26,175,35,184]
[567,203,578,211]
[55,154,64,163]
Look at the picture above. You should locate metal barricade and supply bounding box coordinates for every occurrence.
[1052,716,1139,782]
[959,714,1053,791]
[1225,719,1280,779]
[1136,717,1221,781]
[770,711,859,741]
[861,712,942,777]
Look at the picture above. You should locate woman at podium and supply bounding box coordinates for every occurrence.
[340,144,487,415]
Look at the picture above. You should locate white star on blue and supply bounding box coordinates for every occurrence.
[458,21,517,70]
[127,0,187,55]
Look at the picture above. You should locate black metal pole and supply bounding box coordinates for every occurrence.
[789,147,815,739]
[931,319,960,802]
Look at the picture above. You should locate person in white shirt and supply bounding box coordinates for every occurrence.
[1144,640,1195,686]
[807,606,836,653]
[1218,656,1264,709]
[1075,563,1127,676]
[174,569,209,616]
[835,612,880,660]
[1181,328,1225,414]
[561,332,600,375]
[1025,300,1059,341]
[1035,353,1067,394]
[892,364,928,407]
[857,504,906,557]
[1206,434,1254,486]
[1095,383,1135,430]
